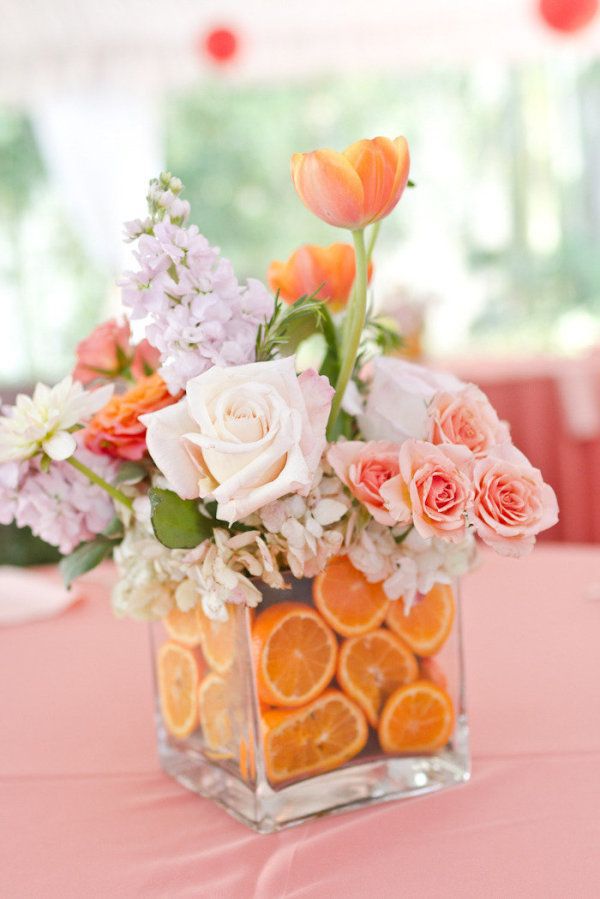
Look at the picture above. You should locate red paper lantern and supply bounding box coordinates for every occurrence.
[202,27,239,63]
[539,0,599,33]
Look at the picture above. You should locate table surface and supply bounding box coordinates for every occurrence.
[1,546,600,899]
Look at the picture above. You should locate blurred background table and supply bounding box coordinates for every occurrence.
[1,545,599,898]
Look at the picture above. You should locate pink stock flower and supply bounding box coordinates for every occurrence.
[0,444,117,555]
[327,440,401,526]
[380,440,473,542]
[427,385,510,456]
[470,444,558,558]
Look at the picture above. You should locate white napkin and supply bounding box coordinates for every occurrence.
[0,566,82,626]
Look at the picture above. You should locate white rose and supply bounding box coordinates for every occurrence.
[141,357,333,524]
[359,356,464,444]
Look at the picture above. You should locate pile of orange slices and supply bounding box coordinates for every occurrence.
[156,557,457,787]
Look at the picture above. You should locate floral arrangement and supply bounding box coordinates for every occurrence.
[0,138,559,626]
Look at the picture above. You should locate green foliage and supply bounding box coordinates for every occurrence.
[60,536,116,588]
[149,488,214,549]
[114,461,148,485]
[256,293,338,364]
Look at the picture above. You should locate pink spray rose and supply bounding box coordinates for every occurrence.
[327,440,401,525]
[141,357,334,524]
[470,443,558,558]
[427,385,510,455]
[73,319,159,384]
[380,439,473,542]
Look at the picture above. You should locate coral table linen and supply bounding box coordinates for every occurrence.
[1,548,599,899]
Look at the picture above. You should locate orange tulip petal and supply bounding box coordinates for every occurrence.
[378,136,410,220]
[291,150,365,229]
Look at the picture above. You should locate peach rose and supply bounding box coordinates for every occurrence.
[470,444,559,557]
[380,439,473,542]
[141,358,334,524]
[428,385,510,455]
[73,318,159,384]
[84,374,179,461]
[327,440,401,525]
[73,319,132,384]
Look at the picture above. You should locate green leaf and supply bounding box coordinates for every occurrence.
[149,488,214,549]
[407,179,416,188]
[60,537,114,589]
[102,517,125,539]
[114,461,148,485]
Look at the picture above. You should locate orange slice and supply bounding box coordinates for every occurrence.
[157,641,203,739]
[337,629,418,727]
[378,680,454,754]
[263,688,368,783]
[163,605,203,648]
[198,671,238,757]
[252,602,337,707]
[313,555,389,637]
[197,604,237,675]
[419,657,448,691]
[386,584,455,657]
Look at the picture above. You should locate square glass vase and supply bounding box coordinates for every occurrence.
[151,572,470,834]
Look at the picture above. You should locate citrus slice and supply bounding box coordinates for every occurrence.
[378,680,454,753]
[163,605,203,648]
[252,602,337,707]
[197,604,237,674]
[313,555,389,637]
[337,629,418,727]
[419,657,448,691]
[263,688,368,783]
[198,671,238,757]
[157,641,203,739]
[386,584,455,657]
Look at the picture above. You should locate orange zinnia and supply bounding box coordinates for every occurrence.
[84,373,180,461]
[291,136,410,230]
[267,243,373,312]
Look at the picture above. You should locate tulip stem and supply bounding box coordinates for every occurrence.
[366,221,381,264]
[327,228,367,437]
[67,456,134,510]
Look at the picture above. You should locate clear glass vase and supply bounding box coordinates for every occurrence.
[150,567,470,833]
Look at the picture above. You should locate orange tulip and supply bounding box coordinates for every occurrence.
[291,136,410,230]
[268,243,373,312]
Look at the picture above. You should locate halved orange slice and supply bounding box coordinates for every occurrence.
[252,602,337,707]
[263,689,368,783]
[198,671,238,757]
[313,555,389,637]
[378,680,454,754]
[197,604,237,675]
[386,584,455,657]
[337,628,418,727]
[163,605,203,648]
[157,641,203,739]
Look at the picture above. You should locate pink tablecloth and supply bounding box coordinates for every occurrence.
[1,549,599,898]
[441,354,600,544]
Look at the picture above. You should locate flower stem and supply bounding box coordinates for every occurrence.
[327,228,367,437]
[366,220,381,263]
[67,456,134,510]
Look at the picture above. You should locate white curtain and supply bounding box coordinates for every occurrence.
[31,88,162,284]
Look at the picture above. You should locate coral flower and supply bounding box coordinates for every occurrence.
[84,374,180,461]
[268,243,373,311]
[291,136,410,230]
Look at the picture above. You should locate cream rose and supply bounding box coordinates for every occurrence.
[141,357,333,523]
[359,356,464,444]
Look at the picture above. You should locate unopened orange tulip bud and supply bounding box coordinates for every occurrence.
[268,243,373,312]
[291,136,410,230]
